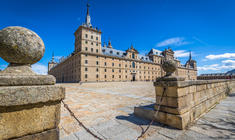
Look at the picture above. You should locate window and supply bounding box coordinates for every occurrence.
[112,69,114,72]
[102,49,106,53]
[91,42,93,45]
[85,47,88,51]
[119,75,121,78]
[91,48,93,52]
[126,75,127,78]
[85,34,88,38]
[96,61,99,65]
[132,53,135,59]
[117,52,120,55]
[96,49,98,53]
[112,63,114,66]
[85,41,88,44]
[85,74,88,78]
[96,68,99,72]
[119,69,121,73]
[96,37,98,40]
[85,60,88,64]
[125,64,127,67]
[85,67,88,71]
[104,69,107,72]
[85,54,88,57]
[96,56,99,58]
[110,51,113,54]
[132,62,135,68]
[104,62,107,66]
[112,75,114,78]
[104,75,107,78]
[91,35,93,39]
[96,74,99,78]
[119,64,121,67]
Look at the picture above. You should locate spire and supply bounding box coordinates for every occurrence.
[131,44,134,49]
[107,39,112,48]
[85,2,92,27]
[51,52,55,62]
[189,51,192,60]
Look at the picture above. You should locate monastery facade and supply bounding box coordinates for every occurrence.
[48,4,197,83]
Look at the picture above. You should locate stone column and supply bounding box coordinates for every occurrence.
[0,26,65,139]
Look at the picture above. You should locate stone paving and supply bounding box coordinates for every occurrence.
[59,82,235,140]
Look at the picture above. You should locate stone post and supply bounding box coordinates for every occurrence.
[0,26,65,139]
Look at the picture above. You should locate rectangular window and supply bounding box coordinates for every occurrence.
[112,69,114,72]
[102,49,105,53]
[119,69,121,73]
[96,37,98,40]
[85,41,88,44]
[96,43,98,46]
[112,63,114,66]
[85,60,88,64]
[112,75,114,78]
[119,64,121,67]
[91,48,93,52]
[104,62,107,66]
[104,69,107,72]
[91,42,93,45]
[96,68,99,72]
[91,35,93,39]
[119,75,121,78]
[85,67,88,71]
[96,74,99,78]
[96,61,99,65]
[85,74,88,78]
[85,34,88,38]
[85,47,88,51]
[104,75,106,78]
[96,49,98,53]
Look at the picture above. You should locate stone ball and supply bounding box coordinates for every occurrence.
[162,60,177,76]
[0,26,45,64]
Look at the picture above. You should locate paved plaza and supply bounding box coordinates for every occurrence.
[59,82,235,140]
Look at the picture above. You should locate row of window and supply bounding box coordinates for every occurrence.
[84,60,160,70]
[85,41,99,46]
[85,34,99,40]
[84,74,156,79]
[85,47,99,53]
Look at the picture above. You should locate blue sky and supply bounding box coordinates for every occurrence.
[0,0,235,75]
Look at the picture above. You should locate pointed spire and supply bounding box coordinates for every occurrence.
[189,51,192,60]
[85,2,92,27]
[103,41,106,47]
[131,44,134,49]
[107,39,112,48]
[51,52,55,62]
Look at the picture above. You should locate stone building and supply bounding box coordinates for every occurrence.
[48,4,197,83]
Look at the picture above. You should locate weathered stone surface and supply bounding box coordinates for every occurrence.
[0,26,45,64]
[0,85,65,107]
[0,75,55,86]
[162,60,177,76]
[0,103,61,140]
[13,128,59,140]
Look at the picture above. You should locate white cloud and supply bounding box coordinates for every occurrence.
[156,37,189,47]
[205,53,235,60]
[198,61,235,72]
[54,56,62,60]
[174,50,190,58]
[0,65,7,70]
[32,63,48,75]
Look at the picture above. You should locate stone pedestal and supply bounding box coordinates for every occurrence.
[0,73,65,140]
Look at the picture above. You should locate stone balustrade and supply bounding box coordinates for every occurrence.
[134,77,235,129]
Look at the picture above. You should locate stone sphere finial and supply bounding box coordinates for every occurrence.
[162,59,177,76]
[0,26,45,65]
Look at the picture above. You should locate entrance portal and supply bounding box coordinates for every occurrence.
[132,74,136,81]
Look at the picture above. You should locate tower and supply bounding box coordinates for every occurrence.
[48,52,57,72]
[74,3,102,53]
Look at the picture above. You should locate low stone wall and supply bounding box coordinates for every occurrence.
[153,79,235,129]
[134,78,235,130]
